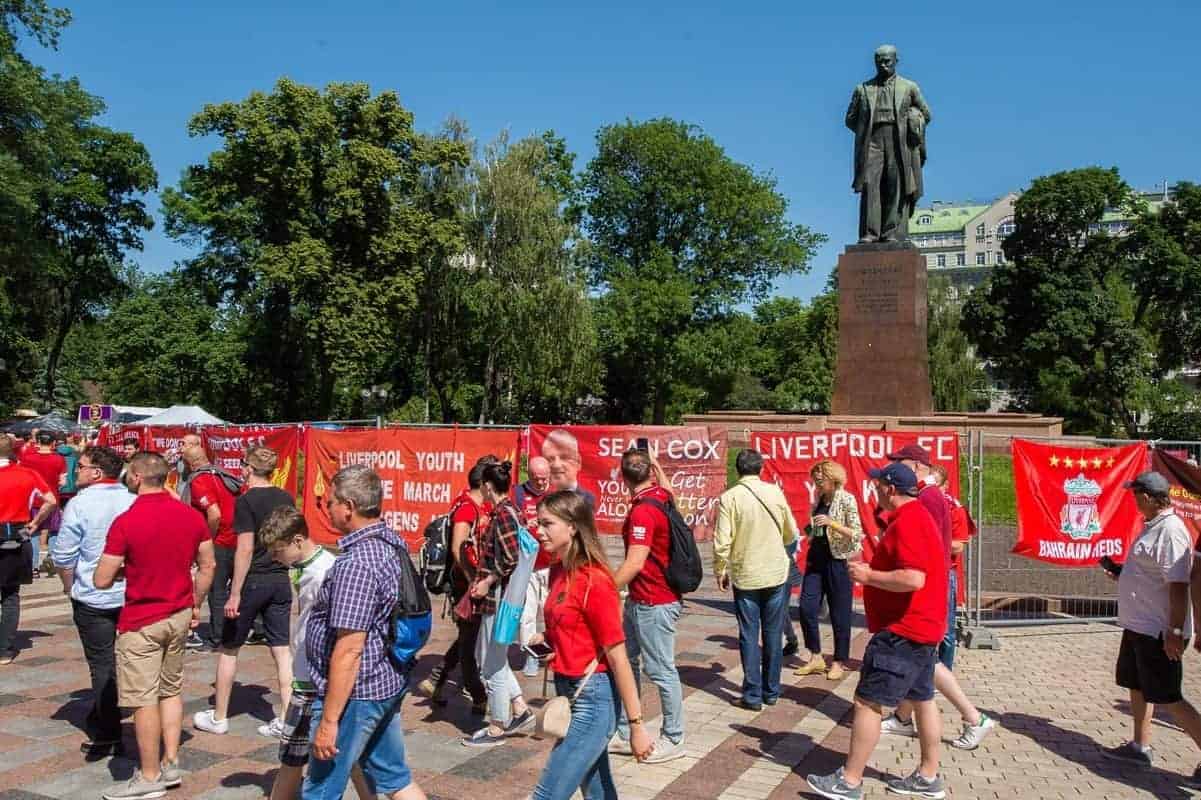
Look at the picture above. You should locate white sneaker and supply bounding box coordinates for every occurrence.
[881,713,917,738]
[607,733,633,755]
[257,717,285,738]
[192,709,229,735]
[950,712,997,750]
[644,735,686,764]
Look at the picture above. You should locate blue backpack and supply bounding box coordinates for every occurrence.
[386,539,432,672]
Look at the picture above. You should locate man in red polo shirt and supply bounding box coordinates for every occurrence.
[808,462,948,800]
[610,448,685,764]
[21,430,66,578]
[179,433,241,649]
[0,435,58,663]
[94,451,215,800]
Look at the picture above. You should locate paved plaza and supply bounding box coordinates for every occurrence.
[1,577,1201,799]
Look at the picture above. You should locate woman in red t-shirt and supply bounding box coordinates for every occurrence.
[526,490,653,799]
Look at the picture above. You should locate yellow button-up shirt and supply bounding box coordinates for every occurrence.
[713,475,799,591]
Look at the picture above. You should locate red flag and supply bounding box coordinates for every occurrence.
[1151,449,1201,545]
[1011,439,1146,566]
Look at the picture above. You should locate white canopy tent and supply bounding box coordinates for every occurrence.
[136,405,226,426]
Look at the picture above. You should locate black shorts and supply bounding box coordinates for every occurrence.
[855,630,938,707]
[220,581,291,649]
[1116,629,1183,704]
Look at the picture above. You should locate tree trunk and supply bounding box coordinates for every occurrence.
[43,288,78,408]
[652,387,667,425]
[478,349,496,425]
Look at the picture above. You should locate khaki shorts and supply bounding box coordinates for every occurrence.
[116,606,192,707]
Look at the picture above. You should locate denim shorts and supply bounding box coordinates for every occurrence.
[855,630,937,707]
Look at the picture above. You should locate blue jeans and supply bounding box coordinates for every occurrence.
[302,692,412,800]
[733,583,788,704]
[532,672,620,800]
[938,571,957,670]
[800,539,853,663]
[477,612,522,724]
[616,601,684,744]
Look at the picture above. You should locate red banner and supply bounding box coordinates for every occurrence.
[1011,439,1146,565]
[751,430,961,542]
[204,426,301,496]
[302,427,520,546]
[526,425,728,538]
[1151,448,1201,545]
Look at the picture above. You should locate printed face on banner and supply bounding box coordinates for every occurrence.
[302,428,520,546]
[1011,440,1147,565]
[527,425,728,537]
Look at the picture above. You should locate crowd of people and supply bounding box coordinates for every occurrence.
[1,425,1199,799]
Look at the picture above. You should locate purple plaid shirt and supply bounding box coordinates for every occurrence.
[305,520,406,700]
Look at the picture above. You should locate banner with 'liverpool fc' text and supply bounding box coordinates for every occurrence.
[526,425,728,538]
[1011,439,1147,565]
[302,427,520,546]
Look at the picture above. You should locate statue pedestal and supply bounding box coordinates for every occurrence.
[831,242,932,416]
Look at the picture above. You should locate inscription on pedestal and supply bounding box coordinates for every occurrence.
[831,244,932,416]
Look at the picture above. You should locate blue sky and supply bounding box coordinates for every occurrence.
[26,0,1201,301]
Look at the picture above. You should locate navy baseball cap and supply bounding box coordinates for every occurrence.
[869,462,920,496]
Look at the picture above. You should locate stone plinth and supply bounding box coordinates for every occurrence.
[831,241,932,416]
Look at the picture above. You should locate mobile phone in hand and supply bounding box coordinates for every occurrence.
[1099,556,1122,576]
[522,642,554,660]
[636,437,649,452]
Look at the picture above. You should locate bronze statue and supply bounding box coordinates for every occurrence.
[846,45,931,243]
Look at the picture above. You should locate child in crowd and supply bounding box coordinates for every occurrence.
[258,505,372,800]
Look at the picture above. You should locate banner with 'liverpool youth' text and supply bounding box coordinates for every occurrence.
[526,425,728,538]
[1151,448,1201,545]
[1011,439,1147,566]
[302,427,520,546]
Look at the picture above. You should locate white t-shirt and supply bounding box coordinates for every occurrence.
[1118,510,1193,638]
[291,546,336,685]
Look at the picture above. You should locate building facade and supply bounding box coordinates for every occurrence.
[910,185,1174,295]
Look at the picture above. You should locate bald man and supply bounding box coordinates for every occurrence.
[515,456,554,675]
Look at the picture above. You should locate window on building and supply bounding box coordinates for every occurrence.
[997,218,1015,237]
[976,223,986,236]
[919,214,932,225]
[976,235,985,244]
[937,254,946,268]
[996,250,1005,265]
[976,252,986,266]
[956,253,966,266]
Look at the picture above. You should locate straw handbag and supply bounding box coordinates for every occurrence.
[538,659,599,740]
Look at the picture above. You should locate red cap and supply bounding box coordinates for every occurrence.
[886,444,931,466]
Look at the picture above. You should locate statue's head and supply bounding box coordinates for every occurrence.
[874,45,898,78]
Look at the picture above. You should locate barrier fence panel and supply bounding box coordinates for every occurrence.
[961,431,1201,642]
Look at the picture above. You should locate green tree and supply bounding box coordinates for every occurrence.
[581,118,823,423]
[92,272,249,414]
[463,131,598,423]
[1,1,156,409]
[927,278,989,412]
[163,79,470,419]
[962,168,1201,436]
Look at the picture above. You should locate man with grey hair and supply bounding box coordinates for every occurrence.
[541,429,596,508]
[845,44,932,243]
[302,464,427,800]
[714,449,798,710]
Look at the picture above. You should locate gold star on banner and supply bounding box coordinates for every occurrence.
[1106,457,1115,468]
[1049,455,1060,467]
[1063,457,1075,469]
[1092,457,1103,469]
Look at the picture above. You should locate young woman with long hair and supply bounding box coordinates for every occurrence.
[526,490,653,799]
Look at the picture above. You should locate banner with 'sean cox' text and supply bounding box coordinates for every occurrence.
[526,425,728,539]
[302,427,520,546]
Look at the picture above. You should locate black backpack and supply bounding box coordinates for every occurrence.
[419,499,467,596]
[385,539,432,673]
[635,496,703,595]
